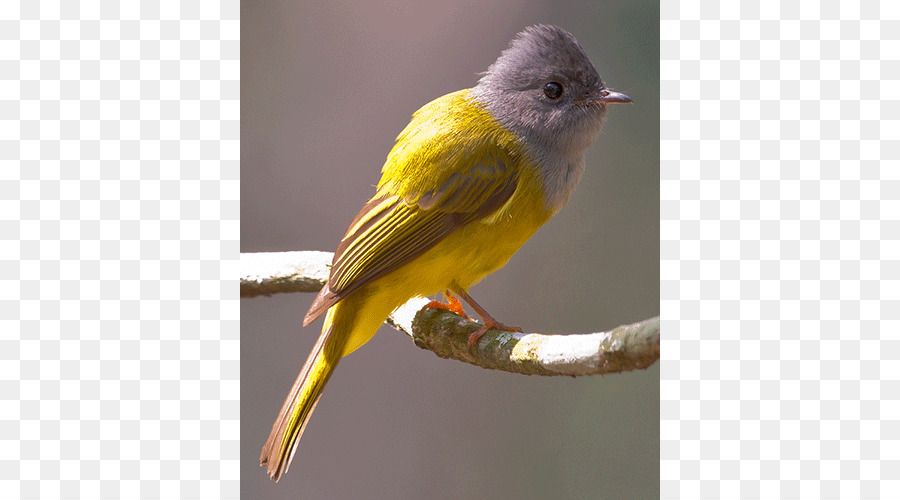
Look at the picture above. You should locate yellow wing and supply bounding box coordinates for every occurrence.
[304,90,523,325]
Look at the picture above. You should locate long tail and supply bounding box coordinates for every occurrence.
[260,315,340,481]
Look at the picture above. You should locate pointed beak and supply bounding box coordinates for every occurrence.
[595,89,632,104]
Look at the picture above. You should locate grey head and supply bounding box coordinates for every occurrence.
[471,25,630,159]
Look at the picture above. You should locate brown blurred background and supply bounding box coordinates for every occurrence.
[241,1,659,498]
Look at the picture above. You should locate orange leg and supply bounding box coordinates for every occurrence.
[425,290,471,321]
[449,285,522,351]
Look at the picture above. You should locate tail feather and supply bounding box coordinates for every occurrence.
[260,322,339,481]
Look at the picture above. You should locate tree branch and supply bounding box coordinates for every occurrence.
[241,251,659,376]
[240,251,333,297]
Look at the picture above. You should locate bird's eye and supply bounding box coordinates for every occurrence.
[543,82,563,100]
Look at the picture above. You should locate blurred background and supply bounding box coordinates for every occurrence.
[242,1,658,498]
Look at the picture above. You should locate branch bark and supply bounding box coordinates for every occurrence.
[241,251,659,376]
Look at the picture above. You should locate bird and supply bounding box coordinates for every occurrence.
[260,24,631,481]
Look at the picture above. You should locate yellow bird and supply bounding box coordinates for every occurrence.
[260,24,631,481]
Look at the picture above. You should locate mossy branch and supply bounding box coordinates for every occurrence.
[241,251,659,376]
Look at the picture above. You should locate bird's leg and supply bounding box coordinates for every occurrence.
[425,290,471,320]
[449,285,523,351]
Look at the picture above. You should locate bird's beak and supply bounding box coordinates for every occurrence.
[594,89,632,104]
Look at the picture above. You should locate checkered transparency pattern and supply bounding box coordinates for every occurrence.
[661,2,898,499]
[2,3,239,499]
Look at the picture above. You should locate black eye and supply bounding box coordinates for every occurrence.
[543,82,563,100]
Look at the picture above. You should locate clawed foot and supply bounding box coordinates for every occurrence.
[467,320,523,352]
[426,291,471,321]
[431,286,524,354]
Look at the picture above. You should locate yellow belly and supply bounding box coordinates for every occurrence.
[330,173,551,357]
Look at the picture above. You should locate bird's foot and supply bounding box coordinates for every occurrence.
[467,320,523,352]
[425,291,471,321]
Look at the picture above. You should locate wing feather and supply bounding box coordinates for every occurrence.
[304,90,523,324]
